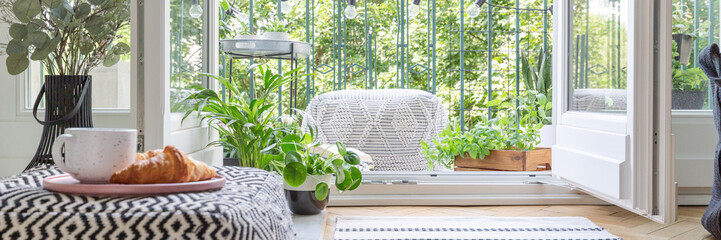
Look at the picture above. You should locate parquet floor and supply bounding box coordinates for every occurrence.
[322,206,714,240]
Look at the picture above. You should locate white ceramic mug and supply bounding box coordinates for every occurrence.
[52,128,138,183]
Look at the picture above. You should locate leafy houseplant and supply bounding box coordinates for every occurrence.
[422,91,552,171]
[258,18,289,40]
[520,48,552,124]
[277,127,363,214]
[672,41,708,109]
[183,65,303,170]
[0,0,130,169]
[672,1,702,65]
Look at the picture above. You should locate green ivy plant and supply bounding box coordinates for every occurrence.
[1,0,130,75]
[422,91,551,170]
[276,126,363,201]
[183,65,307,170]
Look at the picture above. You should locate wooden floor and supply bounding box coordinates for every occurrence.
[322,206,714,240]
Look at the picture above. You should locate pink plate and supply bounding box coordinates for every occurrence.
[43,174,226,196]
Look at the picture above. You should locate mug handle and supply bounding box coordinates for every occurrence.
[52,134,77,175]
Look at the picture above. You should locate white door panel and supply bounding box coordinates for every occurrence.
[552,0,675,223]
[131,0,221,165]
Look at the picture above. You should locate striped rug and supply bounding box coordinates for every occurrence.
[334,216,621,240]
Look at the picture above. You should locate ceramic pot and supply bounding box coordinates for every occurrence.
[673,34,695,65]
[235,34,262,39]
[262,32,290,41]
[284,174,331,215]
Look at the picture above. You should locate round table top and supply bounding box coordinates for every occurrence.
[220,38,311,59]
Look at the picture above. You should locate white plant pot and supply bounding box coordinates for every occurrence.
[284,174,332,191]
[262,32,290,41]
[235,34,262,39]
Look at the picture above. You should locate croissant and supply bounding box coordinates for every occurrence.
[110,146,218,184]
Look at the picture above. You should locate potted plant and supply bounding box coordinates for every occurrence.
[672,1,698,65]
[520,47,552,124]
[183,65,305,169]
[0,0,130,168]
[276,129,363,215]
[672,42,708,109]
[422,91,552,171]
[258,18,289,41]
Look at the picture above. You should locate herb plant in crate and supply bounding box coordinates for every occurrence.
[422,91,552,171]
[0,0,130,169]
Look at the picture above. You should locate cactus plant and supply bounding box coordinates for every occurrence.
[0,0,130,75]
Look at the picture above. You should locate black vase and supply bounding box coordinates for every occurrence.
[284,189,329,215]
[26,75,93,170]
[284,175,331,215]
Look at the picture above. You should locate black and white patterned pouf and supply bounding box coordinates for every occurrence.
[0,165,295,239]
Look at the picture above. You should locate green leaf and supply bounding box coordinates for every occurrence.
[336,142,347,156]
[102,54,120,67]
[41,0,62,8]
[24,31,48,48]
[283,162,307,187]
[6,54,30,76]
[13,0,42,23]
[347,166,362,190]
[84,15,104,35]
[314,182,329,201]
[113,42,130,55]
[80,41,94,55]
[6,40,27,56]
[284,151,302,164]
[280,134,301,153]
[9,24,28,39]
[88,0,106,5]
[75,3,91,19]
[344,151,360,165]
[335,169,352,190]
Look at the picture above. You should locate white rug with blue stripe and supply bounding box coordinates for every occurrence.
[334,216,621,240]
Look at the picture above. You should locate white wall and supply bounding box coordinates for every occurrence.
[673,112,716,204]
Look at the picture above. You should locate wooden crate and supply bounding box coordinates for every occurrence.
[454,148,552,171]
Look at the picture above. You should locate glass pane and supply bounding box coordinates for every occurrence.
[671,0,717,110]
[170,0,205,112]
[26,25,132,110]
[569,0,627,113]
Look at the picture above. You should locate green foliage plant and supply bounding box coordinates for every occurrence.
[183,65,307,170]
[671,41,707,91]
[1,0,130,75]
[520,48,552,100]
[258,18,288,33]
[422,91,552,170]
[277,124,363,201]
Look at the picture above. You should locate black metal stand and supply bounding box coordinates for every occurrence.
[226,43,301,111]
[26,75,93,170]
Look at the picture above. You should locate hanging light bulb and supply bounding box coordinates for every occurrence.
[408,0,421,18]
[280,0,292,14]
[189,0,203,18]
[344,0,357,19]
[467,0,486,18]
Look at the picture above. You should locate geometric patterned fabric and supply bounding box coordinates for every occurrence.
[0,165,294,239]
[303,89,448,171]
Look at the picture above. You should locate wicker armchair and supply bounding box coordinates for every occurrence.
[301,89,448,171]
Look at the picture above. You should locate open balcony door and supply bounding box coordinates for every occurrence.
[131,0,222,166]
[552,0,676,224]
